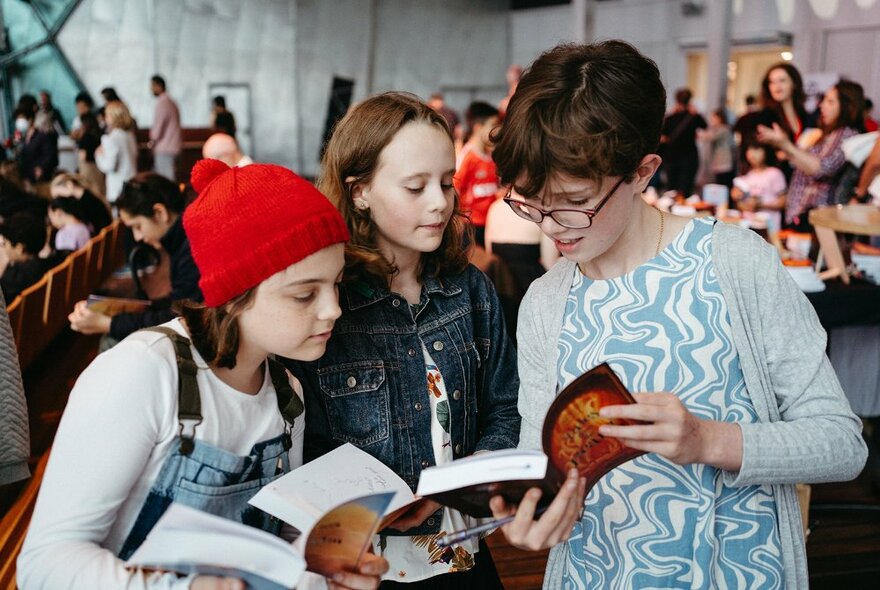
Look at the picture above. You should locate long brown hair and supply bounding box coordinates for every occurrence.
[175,288,257,369]
[760,63,808,137]
[824,80,865,133]
[317,91,470,287]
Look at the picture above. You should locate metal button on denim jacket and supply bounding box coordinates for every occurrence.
[284,264,521,536]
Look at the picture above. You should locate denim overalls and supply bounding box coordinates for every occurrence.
[117,327,304,560]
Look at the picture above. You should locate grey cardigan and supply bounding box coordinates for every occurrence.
[0,288,30,486]
[516,221,867,590]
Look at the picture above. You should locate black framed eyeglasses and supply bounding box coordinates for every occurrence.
[503,177,626,229]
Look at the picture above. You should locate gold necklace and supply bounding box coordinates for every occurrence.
[655,208,664,257]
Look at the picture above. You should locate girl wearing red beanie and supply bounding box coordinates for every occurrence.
[285,92,577,589]
[20,160,387,590]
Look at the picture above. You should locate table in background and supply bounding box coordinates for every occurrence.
[806,278,880,417]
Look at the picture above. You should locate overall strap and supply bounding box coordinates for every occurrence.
[266,358,304,430]
[143,326,202,455]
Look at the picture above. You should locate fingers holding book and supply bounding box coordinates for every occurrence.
[383,498,442,532]
[191,576,245,590]
[488,468,586,552]
[597,392,743,471]
[328,553,389,590]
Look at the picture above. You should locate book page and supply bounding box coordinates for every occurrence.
[303,491,395,577]
[249,443,416,534]
[416,449,547,495]
[125,503,305,589]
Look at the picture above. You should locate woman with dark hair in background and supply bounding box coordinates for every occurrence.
[754,63,812,180]
[758,79,865,229]
[68,173,202,348]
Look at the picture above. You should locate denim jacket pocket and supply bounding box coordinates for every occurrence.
[318,361,390,447]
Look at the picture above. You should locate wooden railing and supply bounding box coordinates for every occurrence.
[5,219,125,371]
[0,451,49,590]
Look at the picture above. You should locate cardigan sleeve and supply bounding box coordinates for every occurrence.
[515,286,552,452]
[717,227,867,487]
[0,289,30,486]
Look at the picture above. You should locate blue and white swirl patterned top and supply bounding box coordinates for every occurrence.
[557,217,784,589]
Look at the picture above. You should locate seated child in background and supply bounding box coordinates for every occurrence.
[50,173,112,234]
[0,212,52,300]
[455,101,501,247]
[731,141,786,233]
[48,197,91,251]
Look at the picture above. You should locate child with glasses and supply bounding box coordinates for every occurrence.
[487,40,866,590]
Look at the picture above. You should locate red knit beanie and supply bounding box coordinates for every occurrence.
[184,159,350,307]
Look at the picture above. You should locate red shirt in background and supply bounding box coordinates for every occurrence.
[454,145,498,228]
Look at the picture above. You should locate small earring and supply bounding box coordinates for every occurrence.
[353,198,369,210]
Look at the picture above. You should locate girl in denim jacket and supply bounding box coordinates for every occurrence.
[286,92,522,589]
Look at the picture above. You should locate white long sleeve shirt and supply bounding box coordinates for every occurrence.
[18,319,306,589]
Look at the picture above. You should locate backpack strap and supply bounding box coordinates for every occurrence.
[267,358,304,450]
[143,326,202,456]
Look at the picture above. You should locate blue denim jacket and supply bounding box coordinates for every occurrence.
[284,264,520,536]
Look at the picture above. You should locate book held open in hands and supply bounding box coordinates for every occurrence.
[125,503,305,590]
[416,363,646,517]
[249,443,418,575]
[127,444,419,586]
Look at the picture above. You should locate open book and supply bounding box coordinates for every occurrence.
[416,363,646,517]
[249,443,418,575]
[86,294,151,316]
[125,503,306,590]
[127,444,418,586]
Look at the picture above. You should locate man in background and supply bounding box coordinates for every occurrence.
[201,133,252,168]
[148,75,182,181]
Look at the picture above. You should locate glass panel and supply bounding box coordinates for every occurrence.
[2,0,46,48]
[16,44,80,130]
[1,0,83,133]
[29,0,73,30]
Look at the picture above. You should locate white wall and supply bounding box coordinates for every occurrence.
[58,0,509,177]
[508,0,880,110]
[54,0,880,176]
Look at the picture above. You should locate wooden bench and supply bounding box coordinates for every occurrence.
[0,450,49,590]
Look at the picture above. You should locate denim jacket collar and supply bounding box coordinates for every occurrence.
[344,274,463,311]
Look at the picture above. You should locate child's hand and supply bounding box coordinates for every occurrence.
[68,300,112,335]
[489,468,585,552]
[191,576,245,590]
[598,393,743,471]
[328,553,389,590]
[384,499,442,532]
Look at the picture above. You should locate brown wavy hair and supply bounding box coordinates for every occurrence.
[175,288,257,369]
[825,80,865,133]
[317,92,470,288]
[492,41,666,199]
